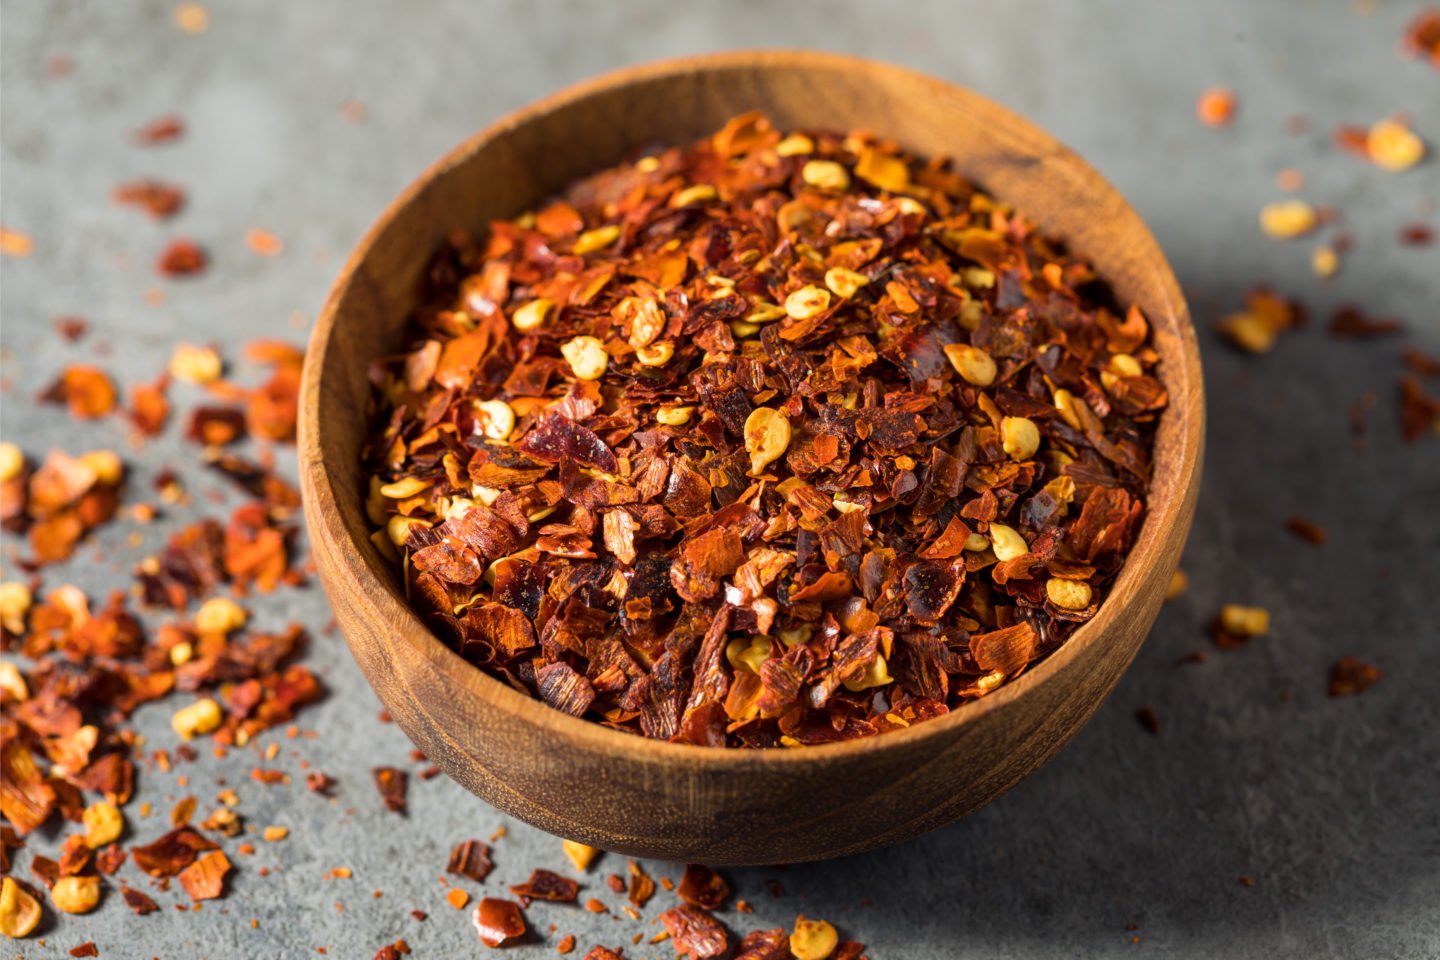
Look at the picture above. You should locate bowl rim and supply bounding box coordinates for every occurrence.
[300,48,1203,770]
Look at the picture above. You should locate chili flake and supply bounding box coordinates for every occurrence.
[1328,657,1381,697]
[363,113,1167,747]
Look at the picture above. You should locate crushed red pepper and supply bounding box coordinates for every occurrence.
[113,180,186,220]
[364,112,1167,746]
[1328,657,1382,697]
[157,239,207,277]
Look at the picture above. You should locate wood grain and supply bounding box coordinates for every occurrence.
[298,50,1204,865]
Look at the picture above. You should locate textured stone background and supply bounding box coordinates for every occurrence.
[2,1,1438,958]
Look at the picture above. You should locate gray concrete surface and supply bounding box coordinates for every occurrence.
[2,1,1438,957]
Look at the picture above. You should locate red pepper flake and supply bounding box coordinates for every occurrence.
[339,98,367,123]
[1284,516,1327,545]
[677,864,730,910]
[1327,305,1404,339]
[1238,875,1256,888]
[626,859,655,907]
[0,225,34,257]
[1404,348,1440,379]
[583,950,624,960]
[368,113,1167,747]
[1399,375,1440,442]
[372,941,411,960]
[245,228,284,257]
[1329,657,1382,697]
[659,904,730,959]
[1196,88,1236,126]
[306,771,336,796]
[373,767,408,814]
[1332,124,1372,159]
[69,943,99,958]
[1401,8,1440,69]
[410,909,428,921]
[113,180,186,219]
[129,375,172,437]
[445,840,493,882]
[1135,706,1161,736]
[133,115,185,145]
[39,365,118,419]
[185,406,248,446]
[53,316,89,342]
[446,888,470,911]
[605,873,625,894]
[178,849,231,901]
[473,897,527,947]
[120,883,160,915]
[556,934,577,955]
[510,869,580,904]
[157,238,208,277]
[131,826,218,877]
[1399,223,1435,247]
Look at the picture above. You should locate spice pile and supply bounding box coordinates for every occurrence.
[365,112,1168,746]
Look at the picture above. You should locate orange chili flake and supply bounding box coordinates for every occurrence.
[158,238,208,277]
[1196,87,1237,126]
[556,934,576,954]
[245,228,284,257]
[1329,657,1382,697]
[446,888,470,910]
[1401,8,1440,69]
[0,226,34,257]
[41,366,118,419]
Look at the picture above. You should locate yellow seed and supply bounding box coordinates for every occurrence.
[51,875,101,915]
[895,196,927,216]
[1108,353,1142,377]
[169,640,194,666]
[1053,389,1083,430]
[963,532,990,552]
[1366,118,1425,172]
[824,267,869,299]
[790,916,839,960]
[635,341,674,367]
[832,498,865,515]
[801,160,850,192]
[172,2,209,34]
[656,405,694,426]
[745,301,788,324]
[511,298,554,333]
[729,320,761,338]
[1165,569,1189,601]
[82,800,124,847]
[842,653,894,692]
[635,156,660,173]
[0,442,23,483]
[785,285,831,321]
[1000,417,1041,461]
[989,523,1029,562]
[1312,245,1339,278]
[195,596,247,635]
[1218,313,1278,354]
[77,450,124,487]
[561,335,609,381]
[263,825,289,842]
[963,267,995,289]
[379,476,432,498]
[387,515,431,547]
[172,697,223,740]
[1220,605,1270,637]
[0,661,27,703]
[563,839,599,872]
[725,636,772,675]
[572,224,620,255]
[775,134,814,157]
[1046,578,1093,610]
[943,343,997,386]
[0,875,42,938]
[0,581,33,638]
[744,407,792,476]
[475,399,515,440]
[779,625,813,648]
[959,298,985,330]
[170,343,222,384]
[1259,200,1318,239]
[670,184,718,207]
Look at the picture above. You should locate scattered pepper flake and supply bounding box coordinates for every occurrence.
[1196,88,1236,126]
[1366,118,1426,171]
[133,115,185,145]
[1259,200,1318,239]
[1285,516,1327,545]
[446,840,494,882]
[373,767,408,814]
[172,2,209,33]
[114,180,186,219]
[245,228,283,257]
[157,239,208,277]
[1135,706,1161,735]
[0,226,34,257]
[1329,657,1382,697]
[473,897,527,947]
[446,888,470,911]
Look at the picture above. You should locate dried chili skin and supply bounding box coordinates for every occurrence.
[365,113,1166,747]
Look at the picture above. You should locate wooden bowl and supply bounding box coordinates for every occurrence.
[299,51,1203,865]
